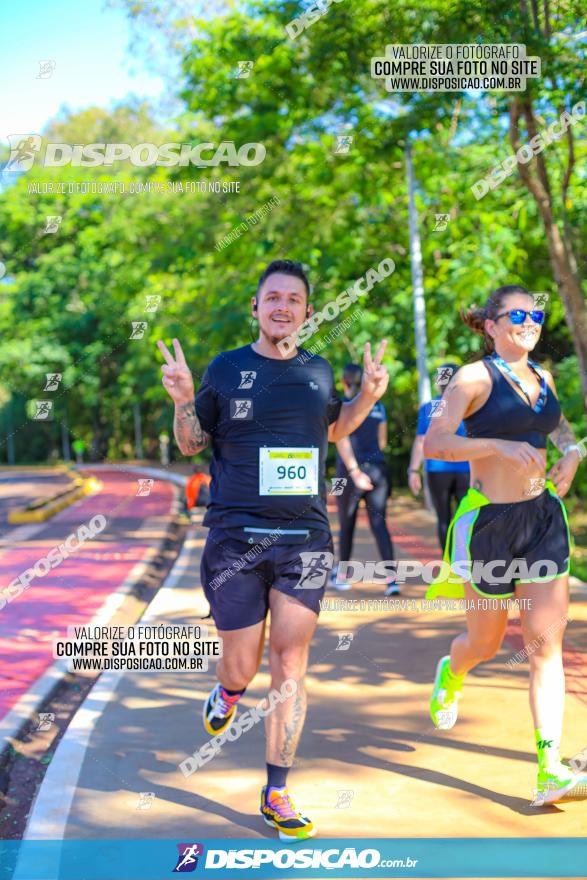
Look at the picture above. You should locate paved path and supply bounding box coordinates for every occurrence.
[24,495,587,842]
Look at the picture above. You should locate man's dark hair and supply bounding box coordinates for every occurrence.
[343,363,362,387]
[256,259,311,299]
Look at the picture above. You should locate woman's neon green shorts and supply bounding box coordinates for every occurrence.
[448,487,570,598]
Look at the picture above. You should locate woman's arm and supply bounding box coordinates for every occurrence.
[409,434,425,470]
[423,367,499,462]
[543,369,584,496]
[549,414,580,455]
[423,364,544,469]
[408,434,425,495]
[543,370,583,458]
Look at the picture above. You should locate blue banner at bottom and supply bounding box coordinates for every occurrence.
[1,838,586,880]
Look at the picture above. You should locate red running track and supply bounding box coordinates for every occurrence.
[0,469,175,722]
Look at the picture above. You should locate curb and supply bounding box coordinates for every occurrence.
[0,468,186,751]
[22,523,204,842]
[7,476,101,524]
[74,462,189,489]
[0,465,72,473]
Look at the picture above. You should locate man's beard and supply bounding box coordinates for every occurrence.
[260,326,294,348]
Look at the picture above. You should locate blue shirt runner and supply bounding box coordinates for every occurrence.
[416,397,470,474]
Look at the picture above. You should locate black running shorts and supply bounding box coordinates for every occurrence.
[200,527,334,631]
[450,488,570,598]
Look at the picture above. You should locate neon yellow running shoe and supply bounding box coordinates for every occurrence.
[430,655,462,730]
[531,763,587,806]
[260,786,316,842]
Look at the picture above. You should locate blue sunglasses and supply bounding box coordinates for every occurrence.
[495,309,545,325]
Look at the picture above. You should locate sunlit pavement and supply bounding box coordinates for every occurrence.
[22,492,587,841]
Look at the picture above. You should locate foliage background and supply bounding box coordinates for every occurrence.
[0,0,585,504]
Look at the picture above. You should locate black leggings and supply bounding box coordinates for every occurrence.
[427,471,469,551]
[336,462,394,562]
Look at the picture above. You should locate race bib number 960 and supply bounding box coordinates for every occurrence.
[259,447,319,496]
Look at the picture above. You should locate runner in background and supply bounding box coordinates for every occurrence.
[332,364,398,595]
[408,364,470,550]
[185,469,211,513]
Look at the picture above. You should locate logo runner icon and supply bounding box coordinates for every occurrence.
[296,551,334,589]
[330,477,347,496]
[238,370,257,389]
[4,134,42,172]
[173,843,204,872]
[231,399,253,419]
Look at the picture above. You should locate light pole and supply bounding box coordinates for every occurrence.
[405,140,431,406]
[406,140,433,511]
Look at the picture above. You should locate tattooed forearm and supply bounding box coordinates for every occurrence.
[173,401,209,456]
[549,415,576,453]
[279,691,305,766]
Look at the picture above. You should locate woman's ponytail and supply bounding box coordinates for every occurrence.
[461,285,532,354]
[460,305,494,353]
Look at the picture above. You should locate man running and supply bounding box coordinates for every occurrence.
[157,259,389,839]
[331,363,398,594]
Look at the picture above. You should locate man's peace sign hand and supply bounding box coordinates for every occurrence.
[156,338,195,405]
[361,340,389,401]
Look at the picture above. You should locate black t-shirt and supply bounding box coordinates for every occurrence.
[336,397,386,473]
[195,345,343,532]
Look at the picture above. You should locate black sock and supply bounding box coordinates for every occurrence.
[221,685,246,696]
[266,763,289,792]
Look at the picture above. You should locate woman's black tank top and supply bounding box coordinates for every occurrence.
[464,356,560,449]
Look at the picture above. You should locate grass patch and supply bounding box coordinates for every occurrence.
[564,496,587,582]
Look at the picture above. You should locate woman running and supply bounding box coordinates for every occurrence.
[424,284,586,804]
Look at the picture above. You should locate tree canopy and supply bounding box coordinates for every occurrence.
[0,0,585,486]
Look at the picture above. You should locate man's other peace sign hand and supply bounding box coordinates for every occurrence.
[361,340,389,401]
[156,338,195,405]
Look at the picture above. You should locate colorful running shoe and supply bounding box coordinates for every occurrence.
[330,568,352,591]
[532,763,587,805]
[384,578,400,596]
[430,655,462,730]
[260,786,316,842]
[203,683,238,736]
